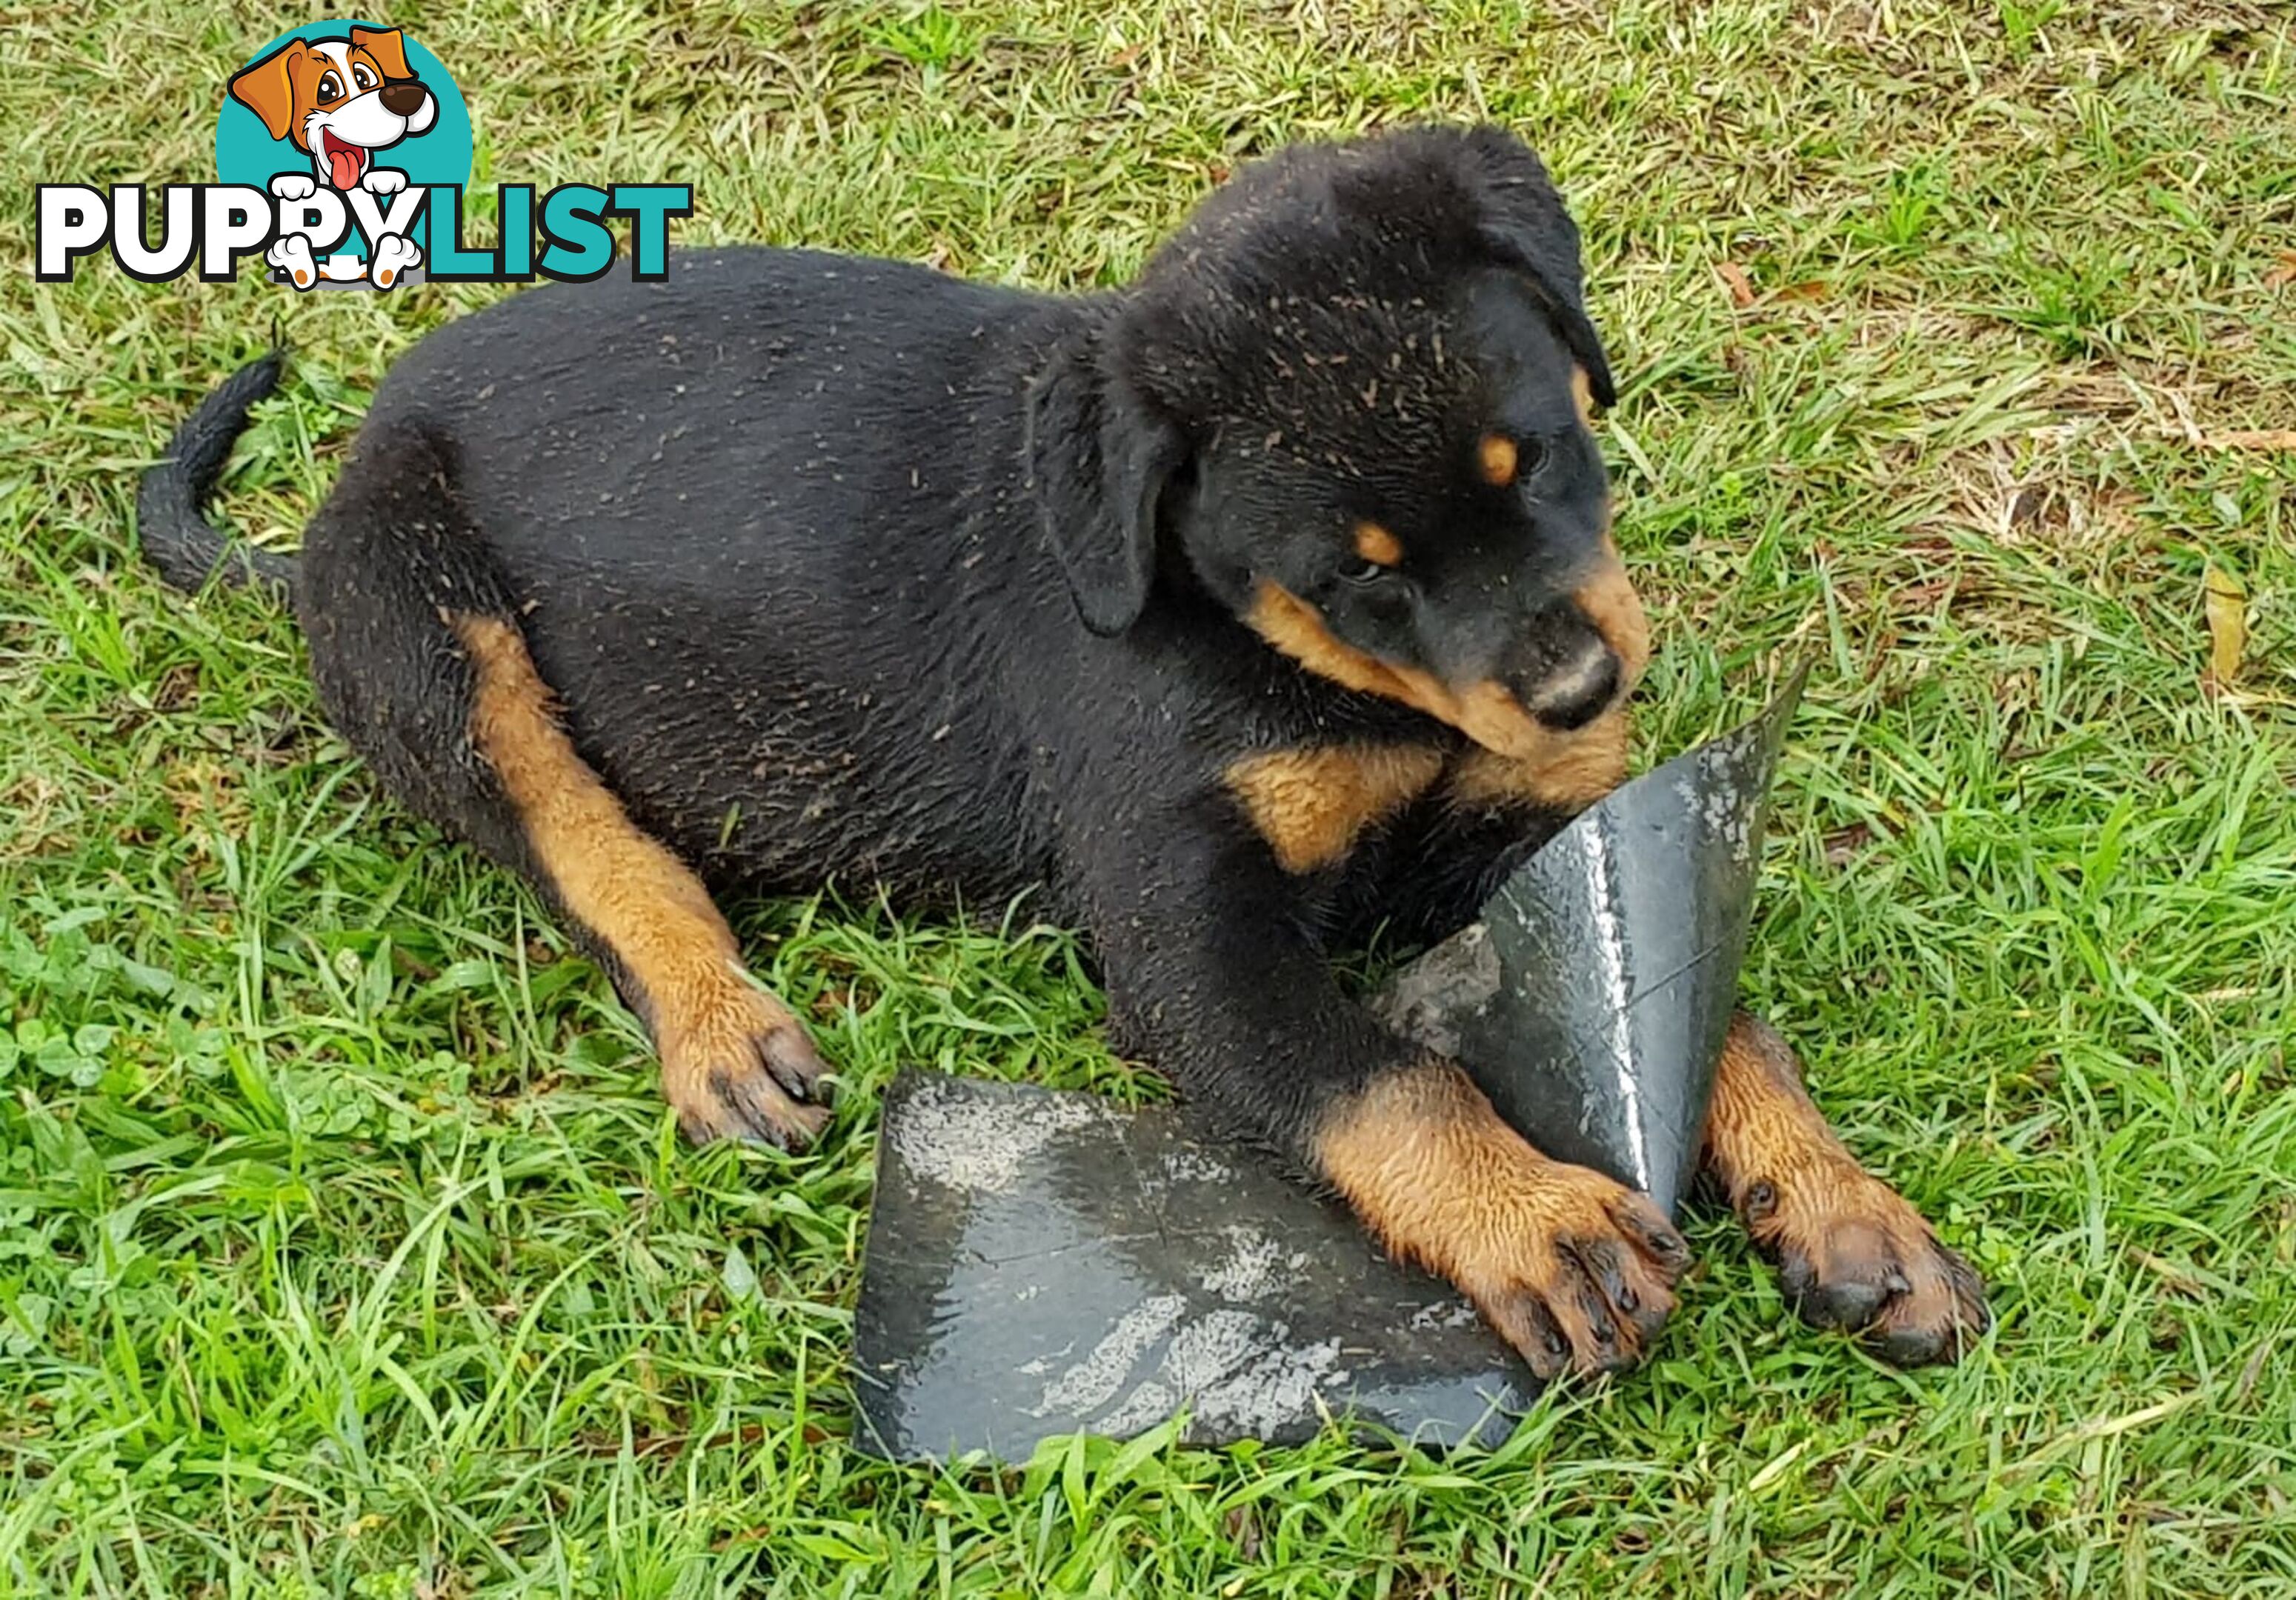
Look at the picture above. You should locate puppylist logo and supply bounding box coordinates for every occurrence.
[36,21,690,292]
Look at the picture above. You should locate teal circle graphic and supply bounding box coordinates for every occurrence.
[214,21,473,264]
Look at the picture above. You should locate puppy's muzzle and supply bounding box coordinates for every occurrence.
[1525,635,1623,730]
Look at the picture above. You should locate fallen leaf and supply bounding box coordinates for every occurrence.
[2203,564,2246,687]
[1823,821,1874,866]
[2202,430,2296,451]
[2266,250,2296,289]
[1714,261,1757,307]
[722,1241,759,1301]
[1774,279,1829,301]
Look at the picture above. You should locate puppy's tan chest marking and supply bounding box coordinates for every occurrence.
[1223,744,1445,873]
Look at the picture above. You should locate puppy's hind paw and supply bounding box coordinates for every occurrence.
[661,964,834,1150]
[267,235,319,290]
[369,234,422,290]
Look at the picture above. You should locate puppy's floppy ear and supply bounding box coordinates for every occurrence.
[349,26,414,81]
[1460,127,1617,409]
[1025,324,1188,637]
[229,41,308,143]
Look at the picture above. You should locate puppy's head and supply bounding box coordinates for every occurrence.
[1026,125,1646,761]
[229,27,436,187]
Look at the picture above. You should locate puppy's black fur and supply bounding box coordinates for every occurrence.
[144,124,1990,1373]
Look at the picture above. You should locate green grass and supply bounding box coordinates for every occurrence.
[4,1,2294,1593]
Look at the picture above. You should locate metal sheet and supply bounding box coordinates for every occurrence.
[851,675,1803,1460]
[851,1072,1532,1462]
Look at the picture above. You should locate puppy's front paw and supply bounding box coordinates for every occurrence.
[269,173,316,201]
[362,167,407,196]
[369,234,421,289]
[1318,1062,1691,1379]
[1743,1159,1990,1366]
[1457,1161,1690,1379]
[658,963,833,1150]
[267,235,318,290]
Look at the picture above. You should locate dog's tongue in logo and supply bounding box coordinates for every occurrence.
[319,130,367,188]
[320,129,368,190]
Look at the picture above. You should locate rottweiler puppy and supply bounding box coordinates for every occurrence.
[142,125,1989,1375]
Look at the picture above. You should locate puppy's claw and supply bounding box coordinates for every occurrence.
[1608,1192,1692,1273]
[693,1064,831,1150]
[757,1022,831,1105]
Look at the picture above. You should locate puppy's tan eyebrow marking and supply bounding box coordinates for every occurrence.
[1353,520,1403,566]
[1571,367,1597,424]
[1477,433,1518,487]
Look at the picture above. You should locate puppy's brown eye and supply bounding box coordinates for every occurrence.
[317,71,345,101]
[1517,438,1551,479]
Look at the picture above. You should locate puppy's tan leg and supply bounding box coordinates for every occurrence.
[1703,1015,1988,1364]
[452,613,830,1147]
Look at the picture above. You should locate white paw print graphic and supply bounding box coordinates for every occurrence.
[266,234,318,290]
[369,233,422,289]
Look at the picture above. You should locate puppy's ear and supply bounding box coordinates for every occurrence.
[350,26,413,81]
[229,41,307,143]
[1462,129,1617,409]
[1025,326,1188,637]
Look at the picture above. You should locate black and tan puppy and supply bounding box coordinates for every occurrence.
[142,126,1987,1375]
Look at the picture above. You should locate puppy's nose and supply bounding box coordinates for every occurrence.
[380,80,428,116]
[1528,637,1622,730]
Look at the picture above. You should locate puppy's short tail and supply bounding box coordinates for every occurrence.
[137,351,299,597]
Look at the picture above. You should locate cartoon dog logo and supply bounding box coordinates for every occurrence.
[227,26,437,289]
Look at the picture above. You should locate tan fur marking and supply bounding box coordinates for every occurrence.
[1246,582,1546,759]
[1571,366,1597,424]
[1316,1061,1686,1374]
[1703,1018,1851,1210]
[1224,745,1445,873]
[1573,538,1651,684]
[1477,433,1519,487]
[452,613,825,1145]
[1317,1063,1560,1272]
[1445,703,1632,813]
[1352,520,1404,567]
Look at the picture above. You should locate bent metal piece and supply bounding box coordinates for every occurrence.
[1375,666,1806,1219]
[852,673,1804,1461]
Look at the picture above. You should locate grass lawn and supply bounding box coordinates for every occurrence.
[4,1,2295,1593]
